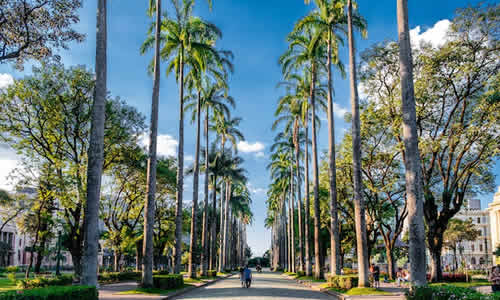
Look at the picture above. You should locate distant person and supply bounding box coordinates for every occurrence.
[373,265,380,288]
[242,265,252,288]
[489,266,500,292]
[396,268,408,287]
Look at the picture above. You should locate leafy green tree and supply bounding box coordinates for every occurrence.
[443,219,481,271]
[0,0,84,68]
[0,63,145,278]
[360,4,499,282]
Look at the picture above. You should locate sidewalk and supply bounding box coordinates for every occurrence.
[98,274,233,300]
[283,274,406,300]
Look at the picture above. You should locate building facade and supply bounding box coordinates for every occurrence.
[442,199,493,270]
[488,186,500,264]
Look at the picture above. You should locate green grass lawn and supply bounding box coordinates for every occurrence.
[295,275,326,282]
[117,284,192,296]
[430,280,490,288]
[0,278,17,291]
[184,277,203,284]
[216,272,229,276]
[344,287,392,296]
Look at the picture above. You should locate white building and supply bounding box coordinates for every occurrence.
[442,199,492,270]
[488,186,500,265]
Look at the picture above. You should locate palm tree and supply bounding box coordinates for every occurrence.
[183,36,233,279]
[280,26,326,279]
[185,80,234,276]
[300,0,346,276]
[82,0,107,286]
[139,0,163,287]
[346,0,369,287]
[147,0,222,273]
[212,114,244,271]
[396,0,426,287]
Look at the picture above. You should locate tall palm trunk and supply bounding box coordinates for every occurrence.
[174,49,185,274]
[397,0,426,287]
[326,30,341,276]
[294,132,304,272]
[310,63,322,280]
[142,0,161,287]
[218,180,225,272]
[304,106,312,276]
[209,174,217,270]
[222,181,231,270]
[200,107,210,276]
[82,0,107,287]
[289,165,295,272]
[187,91,202,278]
[347,0,369,287]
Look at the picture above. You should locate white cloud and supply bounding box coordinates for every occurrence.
[0,73,14,89]
[255,151,265,158]
[248,183,266,195]
[237,141,265,154]
[139,133,178,157]
[333,102,348,119]
[410,19,451,48]
[184,155,194,163]
[0,159,18,191]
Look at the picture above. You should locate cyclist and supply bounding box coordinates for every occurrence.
[242,265,252,288]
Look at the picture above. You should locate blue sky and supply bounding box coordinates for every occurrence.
[0,0,498,257]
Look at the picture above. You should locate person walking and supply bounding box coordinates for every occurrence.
[372,265,380,288]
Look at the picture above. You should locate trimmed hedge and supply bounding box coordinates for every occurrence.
[328,275,359,290]
[0,286,98,300]
[296,271,305,277]
[405,285,500,300]
[17,275,73,289]
[198,270,217,278]
[153,270,170,276]
[153,275,184,290]
[98,271,141,283]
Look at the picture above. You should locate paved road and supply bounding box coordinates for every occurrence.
[172,270,332,300]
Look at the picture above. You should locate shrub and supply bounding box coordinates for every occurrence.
[153,270,170,276]
[296,271,305,277]
[197,270,217,278]
[17,275,73,289]
[328,275,359,290]
[98,271,141,283]
[7,273,16,283]
[0,285,98,300]
[153,275,184,290]
[342,268,357,275]
[5,266,18,273]
[405,285,491,300]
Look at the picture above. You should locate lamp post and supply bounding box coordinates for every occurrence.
[55,231,61,276]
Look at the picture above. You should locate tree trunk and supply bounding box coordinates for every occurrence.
[174,49,185,274]
[82,0,107,287]
[347,0,369,287]
[327,29,341,277]
[304,106,312,277]
[295,129,304,272]
[142,0,161,288]
[290,167,296,273]
[428,232,444,282]
[218,181,225,272]
[385,245,396,280]
[187,91,202,278]
[222,181,231,271]
[310,63,323,280]
[114,251,121,272]
[209,175,217,271]
[136,240,143,271]
[397,0,427,287]
[200,107,210,276]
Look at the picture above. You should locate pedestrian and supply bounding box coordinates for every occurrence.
[489,266,500,293]
[373,265,380,288]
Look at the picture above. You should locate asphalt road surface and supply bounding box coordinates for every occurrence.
[172,269,332,300]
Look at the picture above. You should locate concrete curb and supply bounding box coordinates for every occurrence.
[163,273,235,299]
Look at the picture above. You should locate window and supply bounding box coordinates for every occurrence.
[472,244,475,251]
[478,217,481,224]
[471,257,476,265]
[480,244,483,252]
